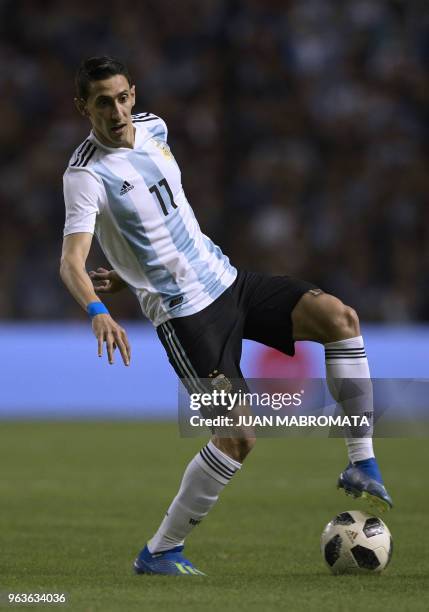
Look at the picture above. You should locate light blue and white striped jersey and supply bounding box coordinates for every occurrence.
[63,113,237,326]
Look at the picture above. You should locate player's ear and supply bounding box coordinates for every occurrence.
[74,97,89,117]
[130,84,136,108]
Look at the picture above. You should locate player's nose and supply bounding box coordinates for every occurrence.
[111,102,121,121]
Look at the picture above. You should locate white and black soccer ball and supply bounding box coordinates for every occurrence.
[321,510,393,574]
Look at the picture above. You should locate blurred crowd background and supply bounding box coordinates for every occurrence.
[1,0,428,322]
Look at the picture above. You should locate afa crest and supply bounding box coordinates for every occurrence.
[153,139,174,160]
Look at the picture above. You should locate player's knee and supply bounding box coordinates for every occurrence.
[327,301,360,341]
[212,435,256,463]
[228,436,256,463]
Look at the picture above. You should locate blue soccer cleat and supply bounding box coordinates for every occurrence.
[133,544,206,576]
[337,458,393,513]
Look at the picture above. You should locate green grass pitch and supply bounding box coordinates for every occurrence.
[0,422,428,611]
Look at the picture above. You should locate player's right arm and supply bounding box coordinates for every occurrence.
[62,162,131,365]
[60,232,100,309]
[60,233,131,366]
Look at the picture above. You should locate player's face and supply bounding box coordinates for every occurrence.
[80,75,136,148]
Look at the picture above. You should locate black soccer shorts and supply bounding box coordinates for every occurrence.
[157,269,318,388]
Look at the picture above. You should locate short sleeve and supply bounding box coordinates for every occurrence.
[63,168,104,236]
[134,113,168,142]
[152,116,168,142]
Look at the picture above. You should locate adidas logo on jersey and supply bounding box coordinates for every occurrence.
[120,180,135,195]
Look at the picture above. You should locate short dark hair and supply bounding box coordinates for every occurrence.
[75,56,132,100]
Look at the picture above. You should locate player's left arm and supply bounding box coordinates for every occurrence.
[89,267,127,293]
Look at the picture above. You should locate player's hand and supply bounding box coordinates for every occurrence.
[91,313,131,366]
[89,267,127,294]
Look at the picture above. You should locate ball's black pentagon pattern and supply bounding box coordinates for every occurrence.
[332,512,355,526]
[386,536,393,567]
[351,545,380,570]
[363,517,384,538]
[325,534,342,566]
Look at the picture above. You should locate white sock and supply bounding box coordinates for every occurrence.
[325,335,374,463]
[147,440,241,553]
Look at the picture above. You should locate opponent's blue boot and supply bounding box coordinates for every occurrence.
[338,458,393,513]
[134,544,206,576]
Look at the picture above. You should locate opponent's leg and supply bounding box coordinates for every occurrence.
[292,292,393,511]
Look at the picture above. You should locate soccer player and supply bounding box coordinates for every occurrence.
[60,57,393,576]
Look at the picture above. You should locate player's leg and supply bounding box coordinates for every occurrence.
[137,434,244,576]
[134,287,255,575]
[292,292,373,460]
[291,291,392,511]
[144,405,254,555]
[239,272,392,512]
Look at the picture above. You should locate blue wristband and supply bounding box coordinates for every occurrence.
[87,301,109,319]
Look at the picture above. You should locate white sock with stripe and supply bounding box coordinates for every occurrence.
[325,335,374,463]
[147,440,241,553]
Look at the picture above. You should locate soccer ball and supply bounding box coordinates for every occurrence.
[321,510,393,574]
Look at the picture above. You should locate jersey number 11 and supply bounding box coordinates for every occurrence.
[149,178,178,216]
